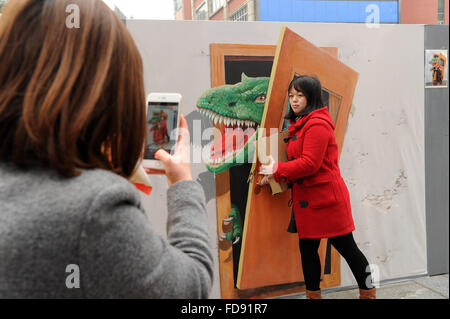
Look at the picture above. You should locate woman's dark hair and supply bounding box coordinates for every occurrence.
[285,75,325,121]
[0,0,147,178]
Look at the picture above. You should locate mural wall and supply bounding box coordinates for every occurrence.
[127,20,426,298]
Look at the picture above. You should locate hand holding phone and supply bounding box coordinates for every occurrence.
[153,115,192,186]
[143,93,182,170]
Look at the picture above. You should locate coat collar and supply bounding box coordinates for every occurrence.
[288,107,334,135]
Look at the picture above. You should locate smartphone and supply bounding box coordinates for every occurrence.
[142,93,182,170]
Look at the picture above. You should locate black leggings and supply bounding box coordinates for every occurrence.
[299,232,373,291]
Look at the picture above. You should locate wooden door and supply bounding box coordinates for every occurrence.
[236,27,359,290]
[210,44,278,298]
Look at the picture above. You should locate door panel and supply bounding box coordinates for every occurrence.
[237,27,359,289]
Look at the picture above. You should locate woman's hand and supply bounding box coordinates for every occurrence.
[259,155,275,175]
[152,115,192,187]
[258,155,275,186]
[257,174,272,186]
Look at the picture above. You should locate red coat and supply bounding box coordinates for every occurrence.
[273,107,355,239]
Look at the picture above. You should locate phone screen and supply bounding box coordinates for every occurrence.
[144,101,179,160]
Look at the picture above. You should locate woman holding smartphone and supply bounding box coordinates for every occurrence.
[258,75,376,299]
[0,0,212,298]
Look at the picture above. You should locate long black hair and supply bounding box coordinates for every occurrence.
[285,75,325,121]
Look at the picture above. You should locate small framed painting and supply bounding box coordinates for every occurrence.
[425,50,448,88]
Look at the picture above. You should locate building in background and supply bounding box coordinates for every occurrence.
[401,0,448,24]
[174,0,193,20]
[0,0,7,13]
[174,0,449,24]
[114,5,127,20]
[174,0,256,21]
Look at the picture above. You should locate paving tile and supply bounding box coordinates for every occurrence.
[376,281,446,299]
[285,289,356,299]
[280,275,449,299]
[323,290,356,299]
[413,275,449,298]
[324,281,447,299]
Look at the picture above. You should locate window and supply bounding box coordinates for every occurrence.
[210,0,225,14]
[174,0,183,12]
[438,0,445,24]
[195,2,207,20]
[230,4,248,21]
[0,0,7,13]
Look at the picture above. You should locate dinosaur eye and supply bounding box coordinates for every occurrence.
[255,94,266,103]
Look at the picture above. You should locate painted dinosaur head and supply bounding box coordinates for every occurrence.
[197,73,269,173]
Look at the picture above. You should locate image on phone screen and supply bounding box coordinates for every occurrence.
[144,102,179,160]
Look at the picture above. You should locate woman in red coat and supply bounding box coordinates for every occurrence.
[259,75,376,299]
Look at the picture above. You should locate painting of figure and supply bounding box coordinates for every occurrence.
[425,50,448,88]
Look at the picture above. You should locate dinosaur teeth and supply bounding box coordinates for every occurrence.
[199,109,258,129]
[208,146,242,166]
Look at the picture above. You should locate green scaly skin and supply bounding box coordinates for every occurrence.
[197,74,269,242]
[197,73,269,174]
[224,203,242,244]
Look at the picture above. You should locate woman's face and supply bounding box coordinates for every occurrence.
[288,87,307,115]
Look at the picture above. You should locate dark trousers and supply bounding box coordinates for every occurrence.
[299,232,373,291]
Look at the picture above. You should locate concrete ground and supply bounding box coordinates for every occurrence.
[284,274,449,299]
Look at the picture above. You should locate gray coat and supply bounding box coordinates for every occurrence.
[0,162,213,298]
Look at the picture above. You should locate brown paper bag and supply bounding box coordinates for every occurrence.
[257,129,289,195]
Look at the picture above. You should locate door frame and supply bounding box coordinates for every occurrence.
[211,42,343,299]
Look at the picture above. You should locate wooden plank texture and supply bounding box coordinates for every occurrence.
[237,27,359,290]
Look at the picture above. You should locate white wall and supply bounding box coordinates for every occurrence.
[127,20,426,298]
